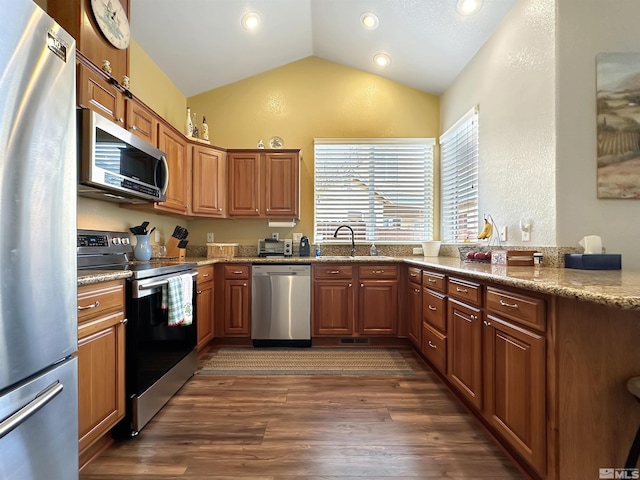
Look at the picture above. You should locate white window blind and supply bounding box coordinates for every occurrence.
[440,107,479,243]
[314,138,435,243]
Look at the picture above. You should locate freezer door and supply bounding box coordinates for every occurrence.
[0,358,78,480]
[0,0,77,387]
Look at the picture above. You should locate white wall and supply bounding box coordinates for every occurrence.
[441,0,557,247]
[556,0,640,270]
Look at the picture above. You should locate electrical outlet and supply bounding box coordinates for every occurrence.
[499,226,507,242]
[206,232,214,243]
[522,230,531,242]
[272,232,279,240]
[292,232,302,242]
[154,230,160,243]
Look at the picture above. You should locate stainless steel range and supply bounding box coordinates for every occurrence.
[77,229,198,437]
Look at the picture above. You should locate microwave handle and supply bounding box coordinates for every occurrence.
[158,155,169,196]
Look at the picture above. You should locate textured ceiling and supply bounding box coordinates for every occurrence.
[130,0,517,97]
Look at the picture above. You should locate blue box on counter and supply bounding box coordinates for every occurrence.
[564,253,621,270]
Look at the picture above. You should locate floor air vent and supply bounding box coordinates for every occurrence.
[339,338,370,344]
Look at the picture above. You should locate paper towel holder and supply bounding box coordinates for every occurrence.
[268,219,297,228]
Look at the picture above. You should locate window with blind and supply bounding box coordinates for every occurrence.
[314,139,435,243]
[440,107,479,243]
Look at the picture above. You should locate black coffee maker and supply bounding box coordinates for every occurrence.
[299,236,310,257]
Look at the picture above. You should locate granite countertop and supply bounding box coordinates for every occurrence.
[77,255,640,310]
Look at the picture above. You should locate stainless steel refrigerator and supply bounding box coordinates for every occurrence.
[0,0,78,478]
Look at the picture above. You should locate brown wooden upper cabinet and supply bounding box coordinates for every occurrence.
[191,143,227,217]
[156,123,190,215]
[227,149,300,218]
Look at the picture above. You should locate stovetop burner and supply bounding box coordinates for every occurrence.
[77,229,196,279]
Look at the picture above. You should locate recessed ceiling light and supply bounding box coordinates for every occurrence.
[373,53,391,67]
[360,12,379,30]
[241,12,261,30]
[456,0,483,15]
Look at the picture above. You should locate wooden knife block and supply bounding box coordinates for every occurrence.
[166,237,186,260]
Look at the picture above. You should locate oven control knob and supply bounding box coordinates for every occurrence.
[112,237,121,245]
[121,237,130,245]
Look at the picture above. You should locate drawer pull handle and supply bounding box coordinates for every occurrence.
[120,318,128,325]
[410,273,418,277]
[232,271,243,274]
[470,314,478,320]
[328,270,341,274]
[428,305,437,311]
[78,301,99,311]
[483,320,491,326]
[427,278,437,283]
[499,299,519,309]
[197,290,203,295]
[373,270,385,274]
[414,288,420,293]
[428,341,437,349]
[131,125,137,131]
[456,287,468,293]
[201,273,210,278]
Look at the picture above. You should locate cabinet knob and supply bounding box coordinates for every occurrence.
[78,301,99,310]
[428,305,437,311]
[348,283,352,287]
[118,117,124,123]
[243,283,247,287]
[219,208,222,211]
[266,208,270,211]
[499,299,519,309]
[131,125,137,131]
[414,288,420,293]
[120,318,128,325]
[196,290,202,295]
[255,209,259,212]
[360,283,364,287]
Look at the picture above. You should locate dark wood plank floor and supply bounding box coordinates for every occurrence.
[80,348,524,479]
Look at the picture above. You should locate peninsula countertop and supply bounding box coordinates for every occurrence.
[77,255,640,310]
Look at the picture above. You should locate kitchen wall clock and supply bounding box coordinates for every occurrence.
[90,0,130,50]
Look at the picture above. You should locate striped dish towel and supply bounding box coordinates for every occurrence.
[162,274,193,326]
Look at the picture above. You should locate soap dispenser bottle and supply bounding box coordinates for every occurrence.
[369,243,378,256]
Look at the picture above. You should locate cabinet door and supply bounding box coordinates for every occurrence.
[192,145,226,217]
[224,279,251,336]
[447,298,483,409]
[126,99,158,145]
[77,63,124,125]
[196,280,214,350]
[312,281,355,336]
[358,280,398,335]
[483,314,546,476]
[77,312,126,454]
[157,123,189,214]
[264,152,299,217]
[227,152,260,217]
[407,283,422,346]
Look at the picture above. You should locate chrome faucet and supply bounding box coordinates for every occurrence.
[333,225,355,257]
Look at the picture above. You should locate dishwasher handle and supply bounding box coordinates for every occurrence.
[256,271,300,276]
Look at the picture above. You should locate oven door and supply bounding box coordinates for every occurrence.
[126,271,198,397]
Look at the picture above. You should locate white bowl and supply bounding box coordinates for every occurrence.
[422,241,441,256]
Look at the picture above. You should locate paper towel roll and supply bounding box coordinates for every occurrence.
[579,235,603,254]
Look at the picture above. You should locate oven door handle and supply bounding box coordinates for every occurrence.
[137,271,198,291]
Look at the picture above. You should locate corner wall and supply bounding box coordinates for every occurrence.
[440,0,557,247]
[556,0,640,270]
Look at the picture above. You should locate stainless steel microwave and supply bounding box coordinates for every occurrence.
[77,109,168,203]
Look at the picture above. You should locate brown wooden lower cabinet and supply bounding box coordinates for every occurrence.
[483,313,546,476]
[196,265,214,350]
[422,322,446,374]
[313,280,355,336]
[215,264,251,337]
[447,297,483,410]
[76,280,126,461]
[358,279,398,335]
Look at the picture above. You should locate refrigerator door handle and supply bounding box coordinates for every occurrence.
[0,381,63,440]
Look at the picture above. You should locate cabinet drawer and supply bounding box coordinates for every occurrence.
[422,322,447,374]
[223,264,250,279]
[407,267,422,285]
[358,265,398,279]
[197,265,214,284]
[422,270,446,292]
[447,277,481,306]
[314,264,353,279]
[423,289,447,333]
[486,286,546,331]
[77,280,125,323]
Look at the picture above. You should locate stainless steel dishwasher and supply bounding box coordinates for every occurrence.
[251,264,311,347]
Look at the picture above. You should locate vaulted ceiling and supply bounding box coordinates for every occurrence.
[131,0,517,97]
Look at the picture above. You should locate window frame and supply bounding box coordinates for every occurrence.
[313,138,436,245]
